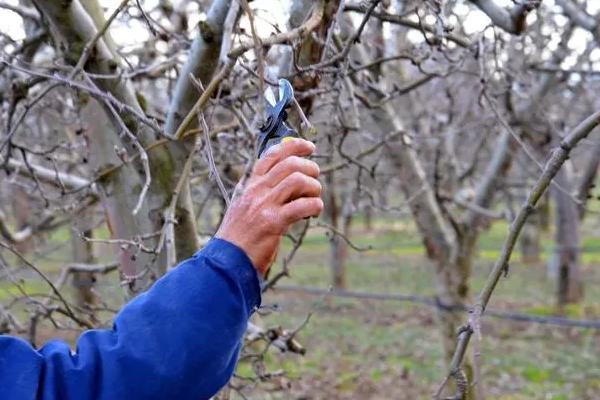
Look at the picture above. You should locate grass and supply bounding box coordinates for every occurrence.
[1,218,599,399]
[234,218,600,399]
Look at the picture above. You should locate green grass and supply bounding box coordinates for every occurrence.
[2,217,600,399]
[234,218,600,399]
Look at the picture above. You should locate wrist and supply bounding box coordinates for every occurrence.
[214,232,264,276]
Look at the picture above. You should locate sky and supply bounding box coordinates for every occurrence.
[1,0,599,66]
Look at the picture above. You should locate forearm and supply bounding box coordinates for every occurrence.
[0,238,260,400]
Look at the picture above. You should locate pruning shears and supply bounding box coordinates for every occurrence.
[256,79,299,158]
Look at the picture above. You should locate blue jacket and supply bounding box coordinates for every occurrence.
[0,238,261,400]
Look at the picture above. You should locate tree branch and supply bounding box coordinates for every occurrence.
[468,0,540,35]
[434,108,600,398]
[556,0,598,37]
[344,4,471,48]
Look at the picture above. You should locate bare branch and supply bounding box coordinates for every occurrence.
[435,109,600,398]
[468,0,540,35]
[344,4,471,48]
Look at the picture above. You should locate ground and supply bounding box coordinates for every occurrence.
[1,219,600,399]
[235,220,600,399]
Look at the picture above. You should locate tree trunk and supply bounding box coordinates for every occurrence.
[575,145,600,219]
[82,98,156,294]
[519,220,541,263]
[520,183,550,266]
[519,198,543,264]
[538,192,551,231]
[552,166,583,305]
[70,210,98,319]
[34,0,174,286]
[324,167,346,289]
[363,204,373,232]
[11,187,33,254]
[383,129,472,384]
[284,0,342,119]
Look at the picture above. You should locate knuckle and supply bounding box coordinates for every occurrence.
[315,198,324,212]
[284,137,302,147]
[263,152,278,164]
[243,181,260,196]
[289,155,304,166]
[237,193,254,210]
[258,150,280,168]
[264,143,282,157]
[289,171,307,186]
[308,160,320,176]
[281,156,303,172]
[257,207,278,228]
[286,138,313,153]
[315,180,323,195]
[306,176,321,193]
[305,198,324,217]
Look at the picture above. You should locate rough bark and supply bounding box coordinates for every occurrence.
[381,109,460,366]
[324,144,346,289]
[164,0,232,135]
[575,147,600,219]
[33,0,175,283]
[285,0,346,288]
[519,218,542,263]
[556,0,600,43]
[363,204,373,232]
[382,93,517,400]
[32,0,236,279]
[163,0,234,261]
[11,187,33,254]
[287,0,342,116]
[353,13,471,385]
[436,107,600,400]
[468,0,537,35]
[328,191,346,289]
[81,98,156,290]
[511,28,581,303]
[70,210,98,318]
[338,197,353,289]
[552,166,584,305]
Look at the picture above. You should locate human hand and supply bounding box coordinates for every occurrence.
[216,138,323,276]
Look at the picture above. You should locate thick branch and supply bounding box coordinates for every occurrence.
[161,0,235,261]
[2,157,92,190]
[0,210,31,244]
[556,0,598,35]
[173,1,326,140]
[344,4,471,48]
[228,0,325,58]
[164,0,233,136]
[575,146,600,219]
[0,2,39,21]
[465,131,513,226]
[469,0,539,35]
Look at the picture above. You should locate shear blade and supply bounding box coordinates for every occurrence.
[264,86,277,106]
[278,79,294,106]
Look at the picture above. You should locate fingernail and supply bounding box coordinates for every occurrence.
[264,143,281,156]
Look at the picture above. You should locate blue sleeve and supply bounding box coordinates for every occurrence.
[0,238,261,400]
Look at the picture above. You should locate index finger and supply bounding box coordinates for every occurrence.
[253,138,316,176]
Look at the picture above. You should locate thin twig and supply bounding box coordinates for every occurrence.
[433,109,600,398]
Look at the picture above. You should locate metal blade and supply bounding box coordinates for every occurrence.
[278,78,294,106]
[278,81,285,104]
[264,86,277,106]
